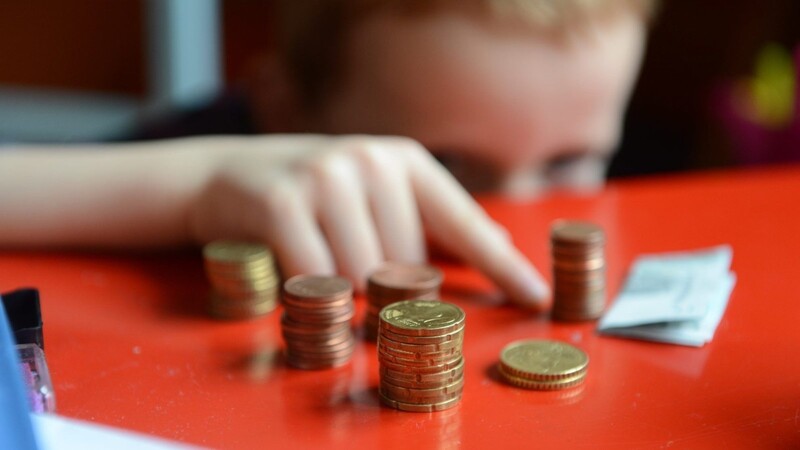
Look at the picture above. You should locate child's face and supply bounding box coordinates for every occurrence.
[304,8,646,196]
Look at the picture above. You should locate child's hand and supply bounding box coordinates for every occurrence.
[189,135,550,310]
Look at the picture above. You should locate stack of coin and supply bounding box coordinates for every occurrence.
[203,241,280,320]
[497,339,588,390]
[550,220,606,321]
[365,262,443,340]
[281,275,356,370]
[378,300,465,412]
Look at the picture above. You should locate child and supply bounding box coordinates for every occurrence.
[0,0,655,311]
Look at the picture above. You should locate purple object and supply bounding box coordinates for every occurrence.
[17,344,55,413]
[714,46,800,165]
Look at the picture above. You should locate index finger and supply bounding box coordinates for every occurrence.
[401,142,551,310]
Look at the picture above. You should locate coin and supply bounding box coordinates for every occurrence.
[499,339,588,381]
[284,275,352,299]
[204,241,272,264]
[203,241,280,320]
[381,375,464,397]
[286,355,353,370]
[380,357,465,382]
[378,391,462,413]
[378,341,461,361]
[369,262,443,291]
[497,364,586,390]
[377,299,466,412]
[364,262,443,340]
[377,348,461,368]
[379,327,464,345]
[379,300,465,337]
[378,333,464,353]
[551,221,605,246]
[553,257,605,272]
[280,315,350,335]
[281,275,356,370]
[550,220,607,321]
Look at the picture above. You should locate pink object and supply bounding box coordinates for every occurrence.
[714,47,800,165]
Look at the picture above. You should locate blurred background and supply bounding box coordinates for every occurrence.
[0,0,798,178]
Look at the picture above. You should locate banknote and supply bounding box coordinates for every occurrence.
[598,245,736,347]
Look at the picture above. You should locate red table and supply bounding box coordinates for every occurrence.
[2,166,799,449]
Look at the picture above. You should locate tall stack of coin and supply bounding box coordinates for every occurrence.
[281,275,355,370]
[550,220,606,321]
[365,262,443,340]
[203,241,280,320]
[378,300,465,412]
[497,339,588,390]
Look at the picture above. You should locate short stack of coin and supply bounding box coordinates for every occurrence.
[551,220,606,321]
[203,241,280,320]
[281,275,356,370]
[378,300,465,412]
[365,262,443,340]
[497,339,588,390]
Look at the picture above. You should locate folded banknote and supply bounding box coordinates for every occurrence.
[598,245,736,347]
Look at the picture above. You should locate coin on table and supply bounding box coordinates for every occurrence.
[203,240,280,320]
[378,391,463,413]
[550,221,606,247]
[379,300,465,337]
[550,219,607,322]
[365,262,443,339]
[498,339,588,388]
[204,241,273,264]
[497,364,587,390]
[280,275,356,370]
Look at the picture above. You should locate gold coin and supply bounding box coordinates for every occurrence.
[497,364,586,390]
[379,300,465,337]
[378,391,461,412]
[378,340,461,361]
[378,333,464,353]
[379,355,464,375]
[378,326,464,345]
[499,339,588,381]
[381,375,464,399]
[203,241,272,263]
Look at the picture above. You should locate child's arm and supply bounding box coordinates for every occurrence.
[0,135,550,310]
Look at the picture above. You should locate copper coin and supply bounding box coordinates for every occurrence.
[287,337,354,354]
[286,355,352,370]
[552,257,605,272]
[368,262,442,291]
[282,296,352,311]
[551,309,604,322]
[282,330,353,348]
[283,310,355,324]
[280,315,351,335]
[550,220,605,246]
[286,341,355,358]
[284,274,352,299]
